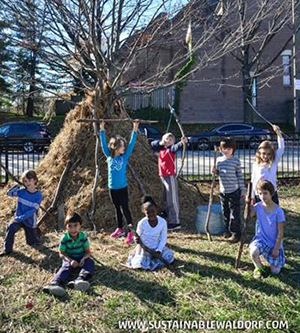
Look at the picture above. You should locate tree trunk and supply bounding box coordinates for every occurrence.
[26,84,36,117]
[242,68,253,124]
[25,52,36,117]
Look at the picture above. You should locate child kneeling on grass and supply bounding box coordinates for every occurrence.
[127,196,174,270]
[43,212,94,297]
[249,180,286,279]
[0,170,42,256]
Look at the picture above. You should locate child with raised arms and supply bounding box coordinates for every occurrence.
[100,120,139,244]
[251,125,284,204]
[151,132,187,230]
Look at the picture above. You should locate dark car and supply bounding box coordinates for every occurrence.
[187,123,271,150]
[0,121,52,153]
[138,124,162,143]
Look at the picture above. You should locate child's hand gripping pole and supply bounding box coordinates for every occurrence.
[128,226,173,270]
[235,182,253,269]
[205,146,218,241]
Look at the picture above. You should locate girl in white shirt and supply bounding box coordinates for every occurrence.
[127,196,174,270]
[251,125,284,204]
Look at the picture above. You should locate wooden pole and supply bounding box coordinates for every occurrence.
[204,146,218,241]
[77,118,158,124]
[235,182,252,269]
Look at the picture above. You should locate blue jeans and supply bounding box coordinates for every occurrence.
[3,222,39,254]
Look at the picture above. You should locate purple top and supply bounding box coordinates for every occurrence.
[252,202,285,249]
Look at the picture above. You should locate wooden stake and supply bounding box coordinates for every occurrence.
[204,146,218,241]
[37,160,73,227]
[77,118,158,124]
[235,182,252,269]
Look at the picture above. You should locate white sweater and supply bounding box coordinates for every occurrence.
[251,136,284,198]
[136,216,168,252]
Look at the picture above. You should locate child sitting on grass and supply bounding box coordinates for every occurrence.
[43,212,94,297]
[0,170,42,256]
[249,180,286,279]
[127,196,174,270]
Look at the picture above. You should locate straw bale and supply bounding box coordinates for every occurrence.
[0,94,203,233]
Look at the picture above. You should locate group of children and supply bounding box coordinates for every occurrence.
[0,121,287,296]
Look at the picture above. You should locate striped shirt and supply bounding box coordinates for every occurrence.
[7,184,42,228]
[59,231,90,259]
[216,156,246,194]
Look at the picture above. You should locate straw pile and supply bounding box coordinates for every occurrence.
[0,94,203,233]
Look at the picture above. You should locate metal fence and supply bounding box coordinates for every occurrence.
[175,133,300,182]
[0,142,46,186]
[124,86,175,110]
[1,134,299,186]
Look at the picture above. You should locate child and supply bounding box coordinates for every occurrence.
[212,137,246,243]
[249,180,285,279]
[43,212,94,297]
[251,125,284,204]
[151,132,187,230]
[0,170,42,256]
[100,120,139,244]
[127,196,174,270]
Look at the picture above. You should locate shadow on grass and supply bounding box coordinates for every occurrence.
[173,258,286,297]
[9,242,60,272]
[90,261,176,307]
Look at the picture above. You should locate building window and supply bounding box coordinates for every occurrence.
[281,50,292,87]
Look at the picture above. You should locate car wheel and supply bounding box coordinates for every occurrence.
[197,139,209,150]
[249,136,260,149]
[23,141,34,153]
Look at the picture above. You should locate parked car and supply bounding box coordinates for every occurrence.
[0,121,52,153]
[138,124,162,143]
[187,123,272,150]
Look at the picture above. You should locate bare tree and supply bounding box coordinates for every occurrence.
[211,0,296,123]
[2,0,246,113]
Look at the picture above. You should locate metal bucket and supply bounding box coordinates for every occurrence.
[195,203,225,235]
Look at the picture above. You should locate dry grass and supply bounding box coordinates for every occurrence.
[0,184,298,333]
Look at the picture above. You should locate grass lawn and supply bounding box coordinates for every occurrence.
[0,184,299,333]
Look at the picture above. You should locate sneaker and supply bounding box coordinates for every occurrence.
[223,231,231,239]
[125,231,134,245]
[67,280,75,289]
[43,283,66,297]
[253,266,267,279]
[168,224,181,231]
[111,227,125,238]
[0,251,10,257]
[228,234,240,243]
[74,277,90,292]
